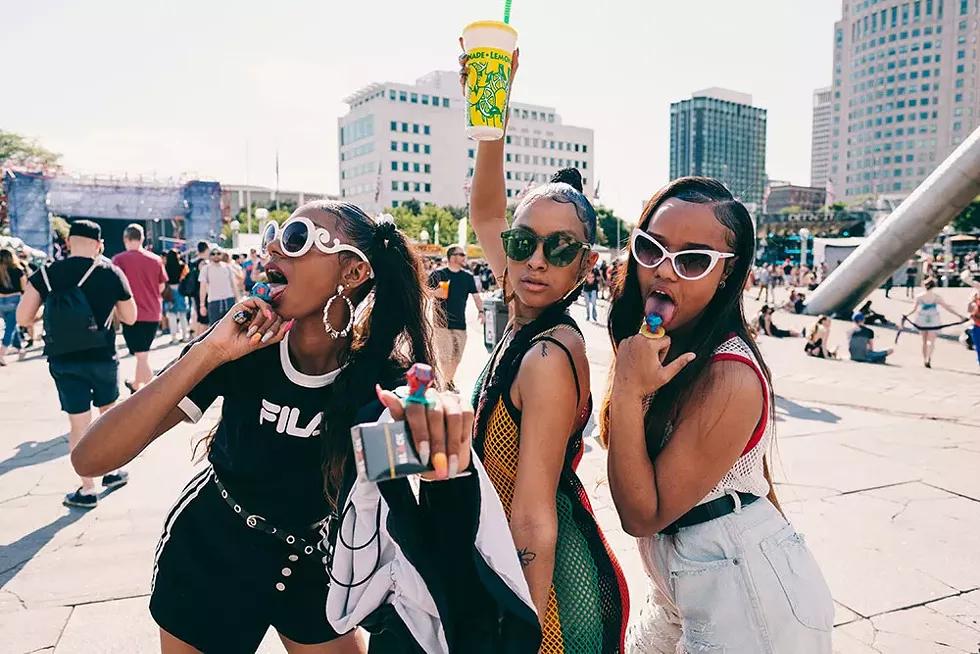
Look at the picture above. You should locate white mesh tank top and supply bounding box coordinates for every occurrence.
[696,335,772,505]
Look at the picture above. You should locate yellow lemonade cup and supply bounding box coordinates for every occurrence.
[461,20,518,141]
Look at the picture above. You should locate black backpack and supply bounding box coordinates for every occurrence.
[178,259,200,298]
[40,259,112,357]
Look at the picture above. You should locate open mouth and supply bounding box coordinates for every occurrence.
[264,265,288,300]
[644,288,677,327]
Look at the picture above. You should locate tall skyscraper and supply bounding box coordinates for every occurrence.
[831,0,980,200]
[337,71,594,215]
[811,87,834,189]
[669,88,767,206]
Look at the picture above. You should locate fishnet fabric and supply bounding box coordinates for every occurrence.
[479,396,629,653]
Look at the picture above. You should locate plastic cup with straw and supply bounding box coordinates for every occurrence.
[461,7,518,141]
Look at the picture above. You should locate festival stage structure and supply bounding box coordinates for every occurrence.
[4,172,221,256]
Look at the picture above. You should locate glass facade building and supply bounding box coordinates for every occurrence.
[669,89,768,206]
[831,0,980,199]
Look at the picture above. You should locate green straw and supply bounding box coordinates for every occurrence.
[503,0,512,23]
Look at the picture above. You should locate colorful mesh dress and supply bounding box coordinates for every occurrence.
[473,315,630,654]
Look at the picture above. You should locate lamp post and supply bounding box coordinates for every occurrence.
[799,227,811,270]
[254,207,269,235]
[229,220,241,249]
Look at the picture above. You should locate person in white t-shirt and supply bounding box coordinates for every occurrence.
[199,247,240,325]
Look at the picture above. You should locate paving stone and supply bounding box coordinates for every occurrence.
[0,606,71,654]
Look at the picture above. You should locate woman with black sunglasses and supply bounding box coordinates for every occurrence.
[599,178,832,653]
[463,50,630,653]
[70,202,541,653]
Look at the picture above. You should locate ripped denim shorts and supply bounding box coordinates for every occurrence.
[627,496,833,654]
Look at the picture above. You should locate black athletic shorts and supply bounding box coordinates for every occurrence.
[122,320,158,354]
[48,360,119,414]
[149,468,344,652]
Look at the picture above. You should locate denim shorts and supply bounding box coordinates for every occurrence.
[49,360,120,415]
[627,497,833,654]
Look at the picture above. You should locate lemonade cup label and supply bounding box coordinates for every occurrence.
[465,47,513,131]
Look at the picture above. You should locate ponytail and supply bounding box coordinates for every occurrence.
[313,204,434,508]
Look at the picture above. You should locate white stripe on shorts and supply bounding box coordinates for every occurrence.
[151,466,214,592]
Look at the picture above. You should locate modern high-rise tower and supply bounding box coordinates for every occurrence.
[811,87,834,189]
[669,88,768,206]
[830,0,980,200]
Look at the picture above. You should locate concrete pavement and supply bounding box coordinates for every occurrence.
[1,291,979,653]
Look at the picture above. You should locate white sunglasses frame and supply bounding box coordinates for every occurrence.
[630,228,734,281]
[263,217,375,278]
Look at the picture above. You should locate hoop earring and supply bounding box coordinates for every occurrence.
[719,280,727,289]
[501,269,515,304]
[323,285,354,338]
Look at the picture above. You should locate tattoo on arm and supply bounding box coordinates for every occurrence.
[517,547,537,568]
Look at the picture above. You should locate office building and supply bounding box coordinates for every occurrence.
[830,0,980,200]
[765,183,828,213]
[669,88,768,206]
[221,184,333,218]
[337,71,594,215]
[811,87,834,188]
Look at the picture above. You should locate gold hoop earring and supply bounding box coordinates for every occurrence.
[501,269,515,303]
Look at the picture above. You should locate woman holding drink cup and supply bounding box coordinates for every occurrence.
[70,201,541,653]
[463,41,631,653]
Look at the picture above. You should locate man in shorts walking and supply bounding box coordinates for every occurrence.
[428,245,484,390]
[112,224,167,392]
[16,220,138,508]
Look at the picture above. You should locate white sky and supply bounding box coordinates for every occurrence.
[3,0,841,219]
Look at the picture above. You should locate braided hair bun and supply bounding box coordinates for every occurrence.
[550,168,584,193]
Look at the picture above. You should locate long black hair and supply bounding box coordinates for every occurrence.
[597,177,780,509]
[310,201,434,508]
[474,169,595,442]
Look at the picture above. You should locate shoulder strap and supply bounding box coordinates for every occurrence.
[528,334,581,402]
[40,264,53,293]
[77,258,100,287]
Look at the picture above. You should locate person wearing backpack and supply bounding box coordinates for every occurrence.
[16,220,138,509]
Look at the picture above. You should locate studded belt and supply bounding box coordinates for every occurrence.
[213,474,326,558]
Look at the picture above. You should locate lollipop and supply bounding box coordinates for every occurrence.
[405,363,435,405]
[232,282,276,325]
[639,313,666,339]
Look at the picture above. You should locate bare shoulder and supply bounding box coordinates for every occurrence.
[516,327,588,403]
[693,358,764,413]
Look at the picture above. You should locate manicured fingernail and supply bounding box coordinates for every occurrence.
[432,452,447,479]
[285,319,295,332]
[375,384,384,403]
[246,326,257,338]
[251,333,262,345]
[419,441,431,467]
[448,454,459,479]
[261,330,274,343]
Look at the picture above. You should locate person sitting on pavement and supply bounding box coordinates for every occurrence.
[781,289,806,314]
[848,312,893,364]
[757,304,802,338]
[15,220,138,509]
[858,300,889,326]
[804,315,838,359]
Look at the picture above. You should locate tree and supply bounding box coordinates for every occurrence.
[0,131,60,172]
[401,198,422,216]
[595,206,630,249]
[953,197,980,232]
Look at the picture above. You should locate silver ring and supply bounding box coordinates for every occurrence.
[234,504,241,513]
[304,545,314,555]
[286,535,295,544]
[221,490,228,499]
